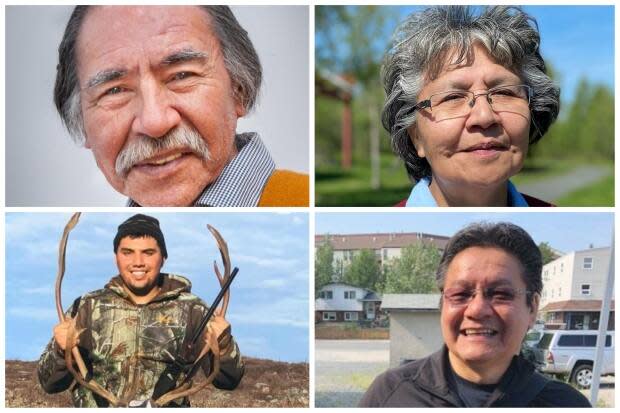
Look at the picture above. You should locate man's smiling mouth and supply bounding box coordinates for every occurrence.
[461,328,498,336]
[146,153,185,166]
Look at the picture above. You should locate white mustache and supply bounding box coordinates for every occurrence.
[115,127,210,177]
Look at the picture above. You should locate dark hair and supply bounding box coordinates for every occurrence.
[436,222,542,307]
[382,6,560,181]
[54,6,262,143]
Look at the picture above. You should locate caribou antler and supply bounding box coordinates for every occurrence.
[207,224,232,317]
[153,325,221,406]
[55,212,120,406]
[152,224,235,406]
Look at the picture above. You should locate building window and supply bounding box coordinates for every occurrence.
[551,289,554,298]
[583,257,593,270]
[383,249,388,260]
[323,312,336,321]
[560,263,564,272]
[581,284,591,295]
[558,287,562,297]
[319,290,333,299]
[344,312,359,321]
[344,291,356,299]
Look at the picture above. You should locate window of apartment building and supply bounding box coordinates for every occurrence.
[323,312,336,321]
[348,251,354,260]
[344,312,359,321]
[553,266,556,275]
[383,249,388,260]
[551,289,554,298]
[583,257,593,270]
[558,287,562,297]
[319,290,333,299]
[581,284,591,295]
[560,263,564,273]
[344,291,356,299]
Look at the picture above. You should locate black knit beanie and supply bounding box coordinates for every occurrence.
[113,214,168,259]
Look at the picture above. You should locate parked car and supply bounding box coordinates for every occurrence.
[533,330,614,389]
[524,329,543,347]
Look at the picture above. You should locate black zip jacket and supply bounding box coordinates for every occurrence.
[359,346,591,407]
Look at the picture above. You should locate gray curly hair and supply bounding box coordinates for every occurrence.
[54,6,262,144]
[382,6,560,181]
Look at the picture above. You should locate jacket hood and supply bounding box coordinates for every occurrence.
[106,273,192,304]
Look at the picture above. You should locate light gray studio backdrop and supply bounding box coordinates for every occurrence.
[6,6,309,206]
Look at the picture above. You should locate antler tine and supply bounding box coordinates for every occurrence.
[207,225,231,316]
[55,212,120,407]
[56,212,81,321]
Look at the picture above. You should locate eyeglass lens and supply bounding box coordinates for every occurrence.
[426,85,530,121]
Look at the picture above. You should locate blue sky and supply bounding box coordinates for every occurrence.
[316,212,613,254]
[318,6,613,104]
[6,212,309,362]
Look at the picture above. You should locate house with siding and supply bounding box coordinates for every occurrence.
[540,246,614,330]
[316,282,382,322]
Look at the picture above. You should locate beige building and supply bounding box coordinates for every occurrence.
[381,294,443,367]
[540,246,614,330]
[315,232,449,272]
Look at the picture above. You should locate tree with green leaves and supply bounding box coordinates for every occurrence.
[538,242,559,265]
[383,243,442,294]
[343,249,381,291]
[315,240,334,292]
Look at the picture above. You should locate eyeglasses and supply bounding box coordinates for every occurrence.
[442,286,532,308]
[414,84,531,121]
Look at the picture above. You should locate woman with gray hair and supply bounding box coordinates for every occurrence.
[383,6,559,207]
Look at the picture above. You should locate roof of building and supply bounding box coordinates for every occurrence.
[315,232,449,251]
[540,299,616,312]
[381,294,441,311]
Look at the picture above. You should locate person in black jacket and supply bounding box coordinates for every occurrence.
[359,222,591,407]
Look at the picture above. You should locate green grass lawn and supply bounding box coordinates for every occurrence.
[555,174,614,206]
[316,154,411,206]
[316,155,614,207]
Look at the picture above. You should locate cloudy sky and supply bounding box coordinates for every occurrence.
[6,212,309,362]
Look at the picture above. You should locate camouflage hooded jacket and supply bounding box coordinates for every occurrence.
[37,274,244,407]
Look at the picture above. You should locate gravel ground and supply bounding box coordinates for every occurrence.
[315,340,614,407]
[580,376,615,407]
[315,340,389,407]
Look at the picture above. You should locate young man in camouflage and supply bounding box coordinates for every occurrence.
[37,214,244,407]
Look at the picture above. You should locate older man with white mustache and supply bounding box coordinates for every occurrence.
[54,6,308,207]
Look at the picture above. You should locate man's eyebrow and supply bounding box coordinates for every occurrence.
[160,49,209,66]
[86,69,127,89]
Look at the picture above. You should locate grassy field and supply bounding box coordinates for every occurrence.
[555,174,614,206]
[316,156,614,207]
[316,154,411,206]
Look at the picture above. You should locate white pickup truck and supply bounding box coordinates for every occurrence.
[533,330,614,389]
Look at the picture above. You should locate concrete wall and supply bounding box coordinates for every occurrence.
[389,311,443,367]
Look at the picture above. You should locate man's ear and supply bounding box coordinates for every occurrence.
[234,86,246,118]
[407,125,425,158]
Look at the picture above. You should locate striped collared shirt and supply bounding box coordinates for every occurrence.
[127,133,275,207]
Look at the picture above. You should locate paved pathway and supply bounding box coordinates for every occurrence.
[519,165,609,201]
